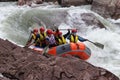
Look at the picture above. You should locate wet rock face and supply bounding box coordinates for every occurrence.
[113,0,120,19]
[17,0,43,6]
[0,38,119,80]
[58,0,87,7]
[81,13,106,29]
[91,0,120,19]
[0,0,17,1]
[0,77,10,80]
[44,0,57,2]
[17,0,91,6]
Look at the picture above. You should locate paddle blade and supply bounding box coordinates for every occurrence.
[94,42,104,49]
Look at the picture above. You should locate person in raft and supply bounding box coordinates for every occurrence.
[35,27,47,48]
[45,29,57,48]
[25,28,39,47]
[67,29,88,43]
[55,29,70,45]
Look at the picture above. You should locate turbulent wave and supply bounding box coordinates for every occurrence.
[0,2,120,78]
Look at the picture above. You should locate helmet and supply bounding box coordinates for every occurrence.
[33,28,38,32]
[58,31,62,35]
[46,29,53,35]
[72,29,77,33]
[40,27,45,32]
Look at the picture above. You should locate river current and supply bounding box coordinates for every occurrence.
[0,2,120,78]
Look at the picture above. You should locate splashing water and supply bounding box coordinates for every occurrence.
[0,2,120,78]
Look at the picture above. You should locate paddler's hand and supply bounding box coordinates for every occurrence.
[67,29,70,33]
[85,39,88,41]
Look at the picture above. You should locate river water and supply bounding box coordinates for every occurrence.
[0,2,120,78]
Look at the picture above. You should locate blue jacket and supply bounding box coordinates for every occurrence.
[67,34,87,42]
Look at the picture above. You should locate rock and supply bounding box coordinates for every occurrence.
[91,0,120,20]
[0,0,17,2]
[81,13,106,29]
[86,0,93,4]
[112,0,120,19]
[57,0,88,7]
[17,0,43,6]
[33,0,43,4]
[0,38,119,80]
[0,77,10,80]
[44,0,57,2]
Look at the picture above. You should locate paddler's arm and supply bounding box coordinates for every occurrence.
[25,34,34,46]
[34,34,40,42]
[66,34,71,40]
[45,38,50,46]
[78,36,88,42]
[63,29,70,38]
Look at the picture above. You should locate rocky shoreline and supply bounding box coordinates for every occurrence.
[0,38,119,80]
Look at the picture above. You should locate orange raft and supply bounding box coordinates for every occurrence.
[29,45,43,53]
[48,42,91,60]
[30,42,91,60]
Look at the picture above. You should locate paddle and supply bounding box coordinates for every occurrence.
[42,45,49,56]
[59,28,104,49]
[87,40,104,49]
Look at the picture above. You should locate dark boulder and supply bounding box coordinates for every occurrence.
[0,76,10,80]
[57,0,88,7]
[0,38,119,80]
[0,0,17,2]
[91,0,120,20]
[44,0,57,2]
[81,13,106,29]
[17,0,43,6]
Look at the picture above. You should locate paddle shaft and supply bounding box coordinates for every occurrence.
[87,40,95,44]
[87,40,104,49]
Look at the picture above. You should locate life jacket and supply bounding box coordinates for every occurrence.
[36,32,47,47]
[39,32,47,41]
[32,33,40,46]
[31,33,40,47]
[70,35,78,43]
[57,36,66,45]
[32,33,36,40]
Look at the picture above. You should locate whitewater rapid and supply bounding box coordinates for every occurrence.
[0,2,120,78]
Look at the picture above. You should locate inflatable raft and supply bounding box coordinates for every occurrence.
[29,45,43,53]
[30,42,91,60]
[48,42,91,60]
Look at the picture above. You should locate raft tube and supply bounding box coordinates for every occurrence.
[48,42,91,60]
[29,45,43,53]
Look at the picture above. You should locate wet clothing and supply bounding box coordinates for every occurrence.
[67,34,87,43]
[46,34,57,48]
[55,30,70,45]
[55,36,66,45]
[70,35,78,43]
[31,33,36,40]
[35,32,47,48]
[55,29,70,45]
[26,32,38,47]
[39,32,47,41]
